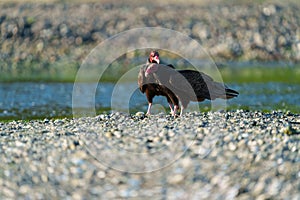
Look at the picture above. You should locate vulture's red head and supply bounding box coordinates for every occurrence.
[148,51,160,64]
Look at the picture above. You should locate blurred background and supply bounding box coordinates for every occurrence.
[0,0,299,119]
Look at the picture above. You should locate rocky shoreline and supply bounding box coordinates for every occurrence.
[0,1,300,77]
[0,111,299,199]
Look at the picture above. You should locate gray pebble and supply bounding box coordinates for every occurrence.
[0,110,299,199]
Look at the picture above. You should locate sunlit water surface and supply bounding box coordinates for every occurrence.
[0,82,299,120]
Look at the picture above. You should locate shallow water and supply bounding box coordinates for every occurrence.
[0,82,299,120]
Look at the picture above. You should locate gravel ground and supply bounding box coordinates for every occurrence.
[0,110,299,199]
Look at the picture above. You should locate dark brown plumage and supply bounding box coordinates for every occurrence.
[144,59,239,116]
[138,51,179,115]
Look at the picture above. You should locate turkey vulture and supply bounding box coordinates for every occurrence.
[138,51,179,115]
[144,53,239,116]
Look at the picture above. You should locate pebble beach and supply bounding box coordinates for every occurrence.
[0,111,299,199]
[1,1,300,199]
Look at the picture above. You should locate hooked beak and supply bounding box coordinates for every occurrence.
[153,56,160,64]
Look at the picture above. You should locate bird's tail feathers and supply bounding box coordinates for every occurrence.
[225,88,239,99]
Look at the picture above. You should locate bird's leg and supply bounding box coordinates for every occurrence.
[179,100,186,117]
[168,103,174,115]
[166,95,175,115]
[173,105,179,116]
[146,103,152,115]
[180,106,185,116]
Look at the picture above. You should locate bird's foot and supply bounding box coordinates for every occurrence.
[173,113,179,118]
[172,105,180,117]
[171,110,179,118]
[170,110,175,116]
